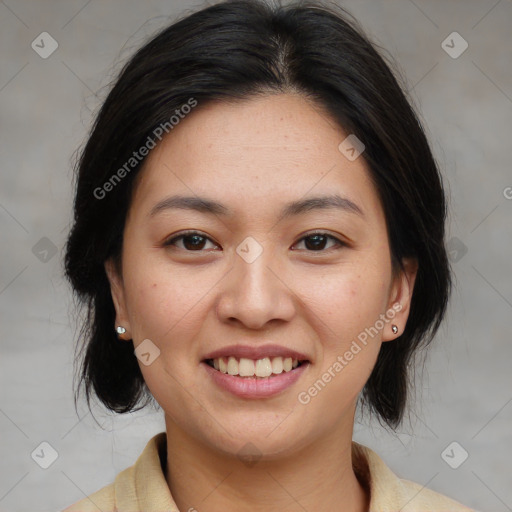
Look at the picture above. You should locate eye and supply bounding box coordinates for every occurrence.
[163,230,345,252]
[292,231,345,252]
[163,231,219,251]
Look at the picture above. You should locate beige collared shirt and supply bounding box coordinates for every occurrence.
[63,432,475,511]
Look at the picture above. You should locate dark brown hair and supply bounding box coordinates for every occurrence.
[64,0,451,430]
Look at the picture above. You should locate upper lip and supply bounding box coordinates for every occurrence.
[202,344,311,362]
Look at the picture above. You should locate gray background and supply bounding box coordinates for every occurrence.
[0,0,511,511]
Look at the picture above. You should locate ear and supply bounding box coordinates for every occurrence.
[382,257,418,342]
[104,257,131,339]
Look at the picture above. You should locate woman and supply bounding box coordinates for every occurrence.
[63,0,475,510]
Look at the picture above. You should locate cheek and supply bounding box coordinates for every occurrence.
[122,256,224,364]
[122,257,199,340]
[296,264,389,344]
[295,271,387,414]
[122,263,209,403]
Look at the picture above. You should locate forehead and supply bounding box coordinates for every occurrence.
[130,93,384,226]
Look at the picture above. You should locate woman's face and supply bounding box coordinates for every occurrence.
[106,93,417,458]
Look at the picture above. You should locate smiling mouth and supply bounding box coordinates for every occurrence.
[204,356,308,378]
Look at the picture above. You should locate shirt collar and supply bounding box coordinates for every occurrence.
[113,431,471,511]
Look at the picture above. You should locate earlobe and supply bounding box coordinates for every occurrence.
[383,257,418,342]
[104,258,131,339]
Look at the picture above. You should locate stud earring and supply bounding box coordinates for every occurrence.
[116,326,126,335]
[391,324,398,334]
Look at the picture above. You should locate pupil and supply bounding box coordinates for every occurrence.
[184,235,205,250]
[306,234,326,250]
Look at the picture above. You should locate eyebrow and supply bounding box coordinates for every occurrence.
[149,193,364,221]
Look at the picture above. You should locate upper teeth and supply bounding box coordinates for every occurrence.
[212,357,300,377]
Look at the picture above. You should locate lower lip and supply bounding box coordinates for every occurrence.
[202,361,309,399]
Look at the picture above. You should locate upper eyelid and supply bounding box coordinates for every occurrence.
[292,232,345,251]
[294,231,345,244]
[163,230,216,246]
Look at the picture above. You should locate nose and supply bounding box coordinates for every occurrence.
[215,244,296,329]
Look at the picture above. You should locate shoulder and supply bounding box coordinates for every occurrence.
[61,432,166,512]
[61,461,139,511]
[396,477,476,512]
[61,462,137,511]
[352,441,477,512]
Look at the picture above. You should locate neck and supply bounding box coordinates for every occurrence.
[164,414,370,512]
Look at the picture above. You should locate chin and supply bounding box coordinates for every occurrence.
[198,418,313,462]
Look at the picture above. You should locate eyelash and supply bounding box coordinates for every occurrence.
[162,230,346,253]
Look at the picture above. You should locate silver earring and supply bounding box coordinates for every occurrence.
[116,326,126,335]
[391,324,398,334]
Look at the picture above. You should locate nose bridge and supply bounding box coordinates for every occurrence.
[236,242,276,293]
[234,237,280,304]
[216,236,294,328]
